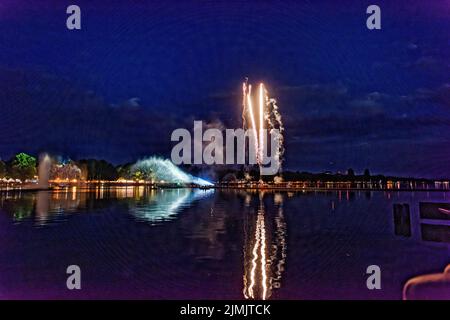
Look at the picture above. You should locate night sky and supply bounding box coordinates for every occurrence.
[0,1,449,178]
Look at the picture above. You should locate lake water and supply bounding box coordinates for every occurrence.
[0,187,449,299]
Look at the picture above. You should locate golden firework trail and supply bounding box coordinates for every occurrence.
[242,81,248,130]
[246,84,260,162]
[259,83,265,163]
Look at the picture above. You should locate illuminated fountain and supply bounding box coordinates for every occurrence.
[131,157,213,186]
[130,188,214,224]
[37,153,51,189]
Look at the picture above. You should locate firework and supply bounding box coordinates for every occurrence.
[259,83,265,163]
[242,78,285,173]
[246,84,260,164]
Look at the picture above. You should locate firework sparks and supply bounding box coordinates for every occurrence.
[242,78,285,173]
[242,79,248,131]
[259,83,265,163]
[246,84,260,164]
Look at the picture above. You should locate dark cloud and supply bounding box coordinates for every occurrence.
[407,84,450,108]
[0,68,185,163]
[274,82,450,177]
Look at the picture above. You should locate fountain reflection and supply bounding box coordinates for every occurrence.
[130,188,214,224]
[0,187,214,226]
[243,192,287,300]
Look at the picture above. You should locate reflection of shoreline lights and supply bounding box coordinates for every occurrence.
[245,203,268,299]
[248,214,260,299]
[243,193,286,300]
[11,187,214,226]
[271,204,287,288]
[259,206,268,300]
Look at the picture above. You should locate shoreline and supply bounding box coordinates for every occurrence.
[1,184,450,193]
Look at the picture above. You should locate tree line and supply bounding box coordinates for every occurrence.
[0,152,430,183]
[0,153,155,182]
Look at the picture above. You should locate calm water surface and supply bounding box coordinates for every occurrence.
[0,187,449,299]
